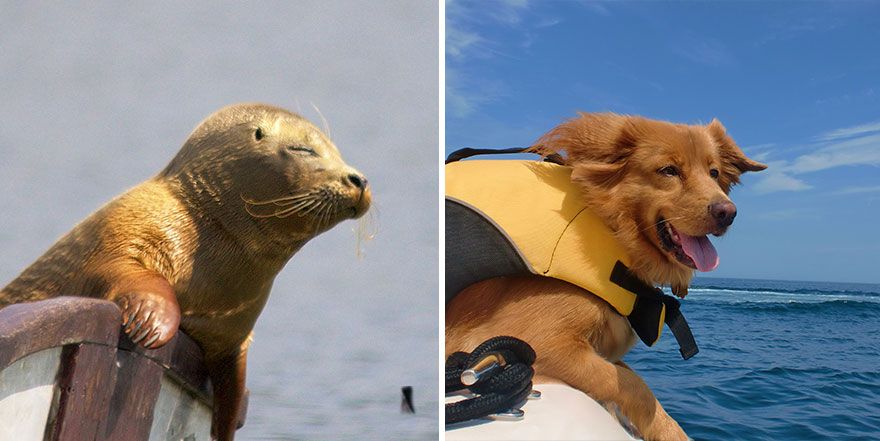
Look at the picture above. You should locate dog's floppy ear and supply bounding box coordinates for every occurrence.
[708,119,767,173]
[531,112,636,188]
[708,119,767,190]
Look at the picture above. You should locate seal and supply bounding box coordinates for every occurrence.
[0,103,371,440]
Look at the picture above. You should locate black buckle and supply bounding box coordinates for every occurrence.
[610,261,699,360]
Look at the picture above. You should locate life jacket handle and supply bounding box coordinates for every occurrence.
[445,146,565,165]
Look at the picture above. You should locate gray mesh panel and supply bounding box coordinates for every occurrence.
[445,199,529,302]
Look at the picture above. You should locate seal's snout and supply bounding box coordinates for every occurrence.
[340,167,370,218]
[352,176,372,219]
[346,173,367,190]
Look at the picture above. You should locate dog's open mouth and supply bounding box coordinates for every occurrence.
[656,218,719,272]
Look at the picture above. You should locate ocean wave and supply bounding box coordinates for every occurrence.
[712,300,880,318]
[689,284,880,297]
[643,279,880,441]
[682,288,880,305]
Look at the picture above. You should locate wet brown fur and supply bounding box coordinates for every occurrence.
[446,113,765,440]
[0,103,371,440]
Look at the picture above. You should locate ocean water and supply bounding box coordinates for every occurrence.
[626,277,880,441]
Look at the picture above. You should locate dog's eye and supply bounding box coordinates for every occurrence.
[710,168,719,179]
[287,145,318,156]
[659,166,679,177]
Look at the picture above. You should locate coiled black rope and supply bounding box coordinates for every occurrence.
[445,336,536,425]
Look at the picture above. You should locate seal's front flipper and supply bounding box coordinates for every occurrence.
[207,341,249,441]
[111,270,180,349]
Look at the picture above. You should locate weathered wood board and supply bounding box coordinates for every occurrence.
[0,347,62,441]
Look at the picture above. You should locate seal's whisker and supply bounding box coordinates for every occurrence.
[321,203,335,229]
[286,192,322,201]
[241,192,316,207]
[242,195,291,206]
[289,198,320,212]
[244,203,284,219]
[327,201,338,225]
[320,203,334,226]
[272,197,323,219]
[275,207,301,218]
[313,205,325,227]
[327,199,343,228]
[311,102,331,140]
[354,207,377,259]
[242,192,329,219]
[302,200,327,216]
[297,199,326,216]
[242,187,347,224]
[314,202,330,229]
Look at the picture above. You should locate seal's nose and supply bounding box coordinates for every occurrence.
[346,173,368,190]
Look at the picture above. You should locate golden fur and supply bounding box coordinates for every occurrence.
[446,113,766,440]
[1,103,371,440]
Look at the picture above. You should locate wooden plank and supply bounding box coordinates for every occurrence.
[0,297,219,438]
[148,376,212,441]
[0,348,62,441]
[97,350,163,440]
[0,298,119,370]
[47,344,118,441]
[118,332,211,400]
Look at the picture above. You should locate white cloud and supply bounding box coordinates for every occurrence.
[446,27,482,60]
[752,169,812,194]
[488,0,530,24]
[832,185,880,195]
[816,120,880,142]
[447,1,580,117]
[753,121,880,194]
[445,0,529,118]
[446,0,531,60]
[787,132,880,173]
[742,143,775,162]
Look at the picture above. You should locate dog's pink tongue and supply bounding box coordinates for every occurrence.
[679,233,719,272]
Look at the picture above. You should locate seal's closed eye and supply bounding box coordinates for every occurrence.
[287,145,318,156]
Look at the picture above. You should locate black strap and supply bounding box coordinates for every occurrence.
[445,147,565,165]
[609,261,699,360]
[662,297,699,360]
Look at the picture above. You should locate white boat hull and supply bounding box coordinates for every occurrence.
[447,383,639,441]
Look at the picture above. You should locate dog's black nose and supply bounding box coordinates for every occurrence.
[346,173,367,190]
[709,201,737,228]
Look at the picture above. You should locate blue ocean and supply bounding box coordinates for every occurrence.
[626,277,880,441]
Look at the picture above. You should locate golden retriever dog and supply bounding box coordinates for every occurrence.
[446,113,766,440]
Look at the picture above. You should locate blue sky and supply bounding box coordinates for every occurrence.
[446,1,880,284]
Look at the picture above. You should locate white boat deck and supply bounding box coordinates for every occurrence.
[446,383,639,441]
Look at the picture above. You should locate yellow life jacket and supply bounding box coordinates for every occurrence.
[446,158,698,359]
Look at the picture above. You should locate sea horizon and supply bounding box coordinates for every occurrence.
[692,275,880,289]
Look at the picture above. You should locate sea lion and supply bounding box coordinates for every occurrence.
[0,103,371,440]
